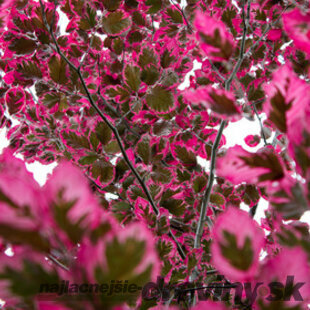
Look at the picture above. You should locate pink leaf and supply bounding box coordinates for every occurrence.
[194,11,235,61]
[211,207,265,281]
[283,9,310,56]
[259,247,310,307]
[244,135,260,147]
[0,149,47,230]
[3,71,15,85]
[44,162,104,239]
[192,301,228,310]
[75,222,160,283]
[216,145,285,185]
[183,86,241,121]
[5,87,25,115]
[267,29,282,41]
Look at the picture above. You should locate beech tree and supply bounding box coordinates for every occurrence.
[0,0,310,309]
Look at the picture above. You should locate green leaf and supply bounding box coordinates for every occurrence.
[9,37,37,55]
[247,84,264,102]
[78,5,96,30]
[43,92,61,109]
[17,60,42,79]
[104,140,121,154]
[2,260,59,299]
[174,145,197,167]
[156,239,173,259]
[91,35,102,50]
[153,120,172,136]
[219,230,254,271]
[138,48,157,67]
[0,224,50,252]
[146,85,174,112]
[243,184,260,206]
[48,55,68,85]
[102,0,121,11]
[58,95,68,111]
[210,193,225,206]
[125,0,139,8]
[193,175,207,193]
[62,131,90,149]
[124,65,141,92]
[166,8,183,23]
[128,30,143,43]
[141,65,160,85]
[95,122,112,145]
[112,201,133,223]
[90,131,100,150]
[78,153,98,165]
[112,38,124,55]
[91,159,114,184]
[6,89,24,115]
[112,201,132,212]
[222,7,237,30]
[132,11,146,26]
[199,28,234,60]
[252,44,266,60]
[43,92,68,111]
[102,10,131,35]
[160,198,185,216]
[106,237,146,278]
[106,86,130,102]
[53,198,85,244]
[170,267,187,283]
[176,169,191,182]
[160,49,176,68]
[145,0,162,14]
[137,135,151,165]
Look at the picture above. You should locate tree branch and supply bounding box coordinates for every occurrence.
[39,0,186,261]
[191,0,252,283]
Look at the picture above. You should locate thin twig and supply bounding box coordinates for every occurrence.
[39,0,186,261]
[225,1,250,90]
[78,32,96,70]
[170,0,193,33]
[252,102,268,145]
[47,254,70,272]
[97,90,120,117]
[97,89,140,137]
[208,58,225,81]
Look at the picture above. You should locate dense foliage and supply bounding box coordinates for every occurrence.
[0,0,310,309]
